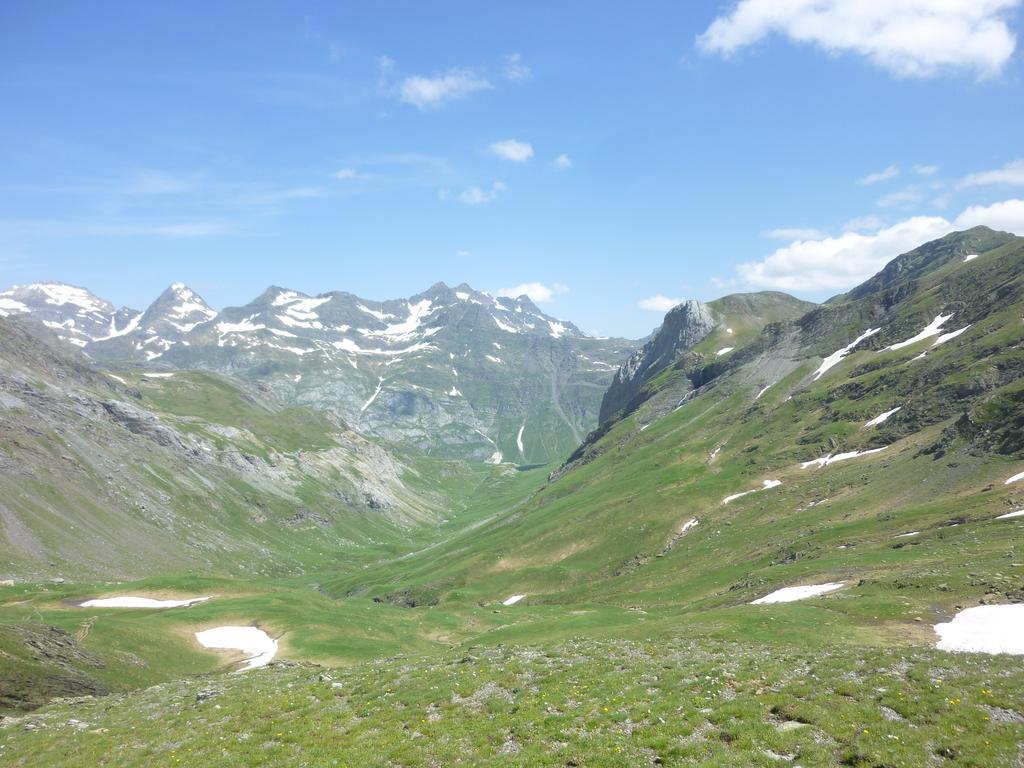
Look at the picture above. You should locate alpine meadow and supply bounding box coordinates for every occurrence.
[2,3,1024,767]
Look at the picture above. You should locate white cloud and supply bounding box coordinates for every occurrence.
[761,227,828,240]
[738,216,952,291]
[496,282,567,304]
[489,139,534,163]
[858,165,900,185]
[333,168,366,180]
[638,295,684,312]
[456,249,472,258]
[959,159,1024,187]
[954,198,1024,233]
[399,68,491,110]
[876,187,923,207]
[697,0,1020,79]
[553,154,572,170]
[737,198,1024,291]
[913,164,940,176]
[457,181,507,205]
[843,214,886,232]
[503,53,532,83]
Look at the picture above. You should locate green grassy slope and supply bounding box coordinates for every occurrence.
[1,228,1022,765]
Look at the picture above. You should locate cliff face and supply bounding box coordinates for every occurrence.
[599,300,715,423]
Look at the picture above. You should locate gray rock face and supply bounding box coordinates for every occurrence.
[5,280,638,464]
[599,300,715,423]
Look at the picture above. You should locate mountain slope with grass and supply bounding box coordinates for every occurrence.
[1,227,1023,766]
[0,315,458,582]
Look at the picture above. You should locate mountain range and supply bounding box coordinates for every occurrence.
[2,226,1024,766]
[0,281,637,463]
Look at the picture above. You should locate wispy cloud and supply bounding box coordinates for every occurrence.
[912,164,939,176]
[489,139,534,163]
[496,281,567,303]
[843,214,886,232]
[638,295,684,312]
[697,0,1020,79]
[399,68,491,110]
[503,53,532,83]
[553,154,572,170]
[454,181,507,205]
[761,227,828,240]
[876,187,923,208]
[858,165,900,185]
[959,159,1024,187]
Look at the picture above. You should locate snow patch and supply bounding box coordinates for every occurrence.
[801,446,888,469]
[360,378,385,413]
[995,510,1024,520]
[516,424,525,455]
[502,594,526,606]
[195,626,278,670]
[80,596,210,609]
[895,531,920,538]
[932,325,970,346]
[485,355,503,364]
[963,254,979,262]
[755,384,772,400]
[1006,470,1024,485]
[813,328,880,381]
[864,407,901,428]
[751,582,845,605]
[716,346,734,356]
[935,605,1024,655]
[723,479,781,505]
[886,313,954,351]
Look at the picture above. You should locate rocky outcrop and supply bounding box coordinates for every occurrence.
[599,300,715,423]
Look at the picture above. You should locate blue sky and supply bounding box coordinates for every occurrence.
[2,1,1023,338]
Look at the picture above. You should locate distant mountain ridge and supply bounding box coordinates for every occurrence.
[0,279,637,463]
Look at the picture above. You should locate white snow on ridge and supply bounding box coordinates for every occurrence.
[716,346,735,356]
[0,298,29,316]
[755,384,771,400]
[92,312,143,341]
[195,626,278,670]
[935,605,1024,655]
[723,479,781,505]
[751,582,845,605]
[491,314,520,334]
[963,254,979,263]
[80,596,210,609]
[357,304,395,322]
[217,317,264,334]
[448,386,462,397]
[801,446,887,469]
[886,313,953,351]
[502,594,526,606]
[516,424,526,455]
[995,510,1024,520]
[331,338,437,357]
[360,378,385,414]
[680,518,699,534]
[1006,470,1024,485]
[31,283,109,313]
[485,354,503,364]
[864,407,901,428]
[933,325,971,346]
[548,320,567,339]
[813,328,880,381]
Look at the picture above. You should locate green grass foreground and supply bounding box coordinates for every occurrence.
[2,636,1022,767]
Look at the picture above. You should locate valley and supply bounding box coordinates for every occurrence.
[1,227,1023,765]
